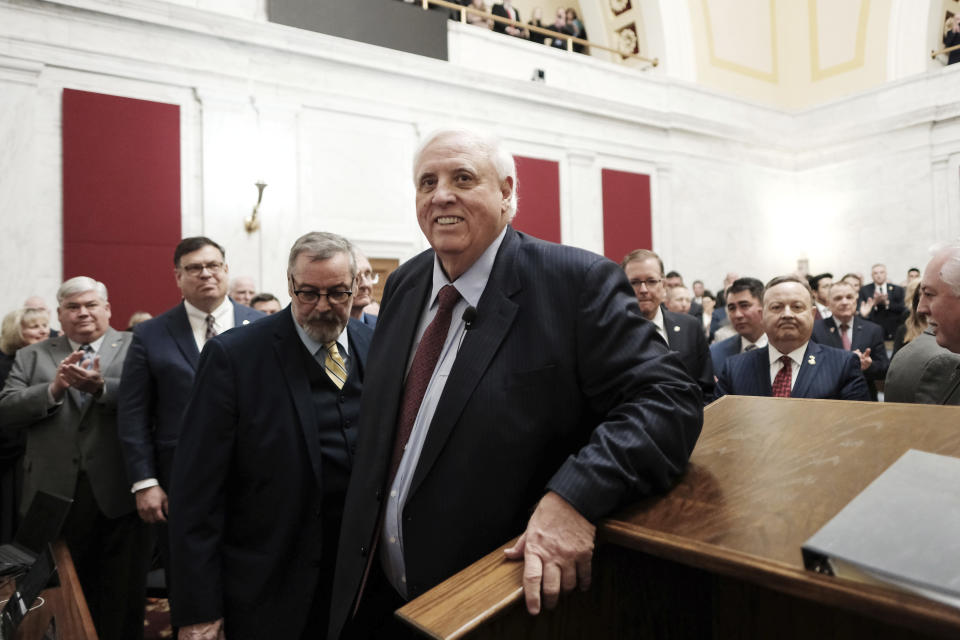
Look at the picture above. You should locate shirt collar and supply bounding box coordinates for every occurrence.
[741,333,768,352]
[428,225,507,309]
[650,306,665,336]
[768,341,809,367]
[292,308,350,357]
[67,333,106,353]
[184,297,232,324]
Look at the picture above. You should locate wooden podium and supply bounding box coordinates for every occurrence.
[397,396,960,639]
[4,540,98,640]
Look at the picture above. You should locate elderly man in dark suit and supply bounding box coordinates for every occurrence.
[710,277,766,373]
[169,232,373,640]
[0,276,151,640]
[117,236,262,618]
[812,280,888,400]
[329,129,702,639]
[716,276,870,401]
[858,263,906,339]
[622,249,714,401]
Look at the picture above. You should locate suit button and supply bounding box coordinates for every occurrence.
[360,545,368,557]
[344,419,351,428]
[350,445,357,455]
[339,395,346,404]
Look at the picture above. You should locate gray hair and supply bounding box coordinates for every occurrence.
[287,232,357,281]
[412,128,518,220]
[57,276,108,304]
[931,240,960,297]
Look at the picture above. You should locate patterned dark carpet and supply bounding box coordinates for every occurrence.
[144,598,173,639]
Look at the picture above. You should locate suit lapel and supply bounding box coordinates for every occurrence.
[822,318,843,349]
[346,319,372,380]
[274,311,324,488]
[791,342,821,398]
[755,347,773,396]
[408,229,521,498]
[95,328,124,373]
[166,303,200,370]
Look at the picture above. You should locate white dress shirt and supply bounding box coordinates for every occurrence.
[768,342,808,390]
[740,333,768,353]
[184,297,235,352]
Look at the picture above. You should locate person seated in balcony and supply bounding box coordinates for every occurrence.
[944,16,960,65]
[465,0,492,28]
[565,8,588,53]
[491,1,526,38]
[527,6,547,44]
[548,7,570,49]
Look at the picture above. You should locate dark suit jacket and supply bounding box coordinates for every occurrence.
[118,300,263,487]
[709,334,750,374]
[0,328,134,518]
[168,310,372,637]
[858,282,905,339]
[885,330,960,404]
[715,341,870,401]
[360,312,378,328]
[662,307,714,400]
[811,316,888,400]
[491,3,521,34]
[329,227,703,639]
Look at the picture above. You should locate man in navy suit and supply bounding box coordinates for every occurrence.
[622,249,714,401]
[812,280,888,400]
[117,236,263,618]
[710,277,766,373]
[169,232,374,639]
[329,129,702,639]
[858,263,905,340]
[716,275,870,400]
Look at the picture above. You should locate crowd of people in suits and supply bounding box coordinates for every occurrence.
[1,126,960,640]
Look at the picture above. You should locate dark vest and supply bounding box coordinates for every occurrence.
[298,340,363,500]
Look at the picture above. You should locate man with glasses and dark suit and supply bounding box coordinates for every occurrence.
[117,236,263,621]
[168,232,374,640]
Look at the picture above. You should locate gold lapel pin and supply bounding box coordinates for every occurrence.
[673,325,680,332]
[829,327,835,333]
[111,342,119,348]
[808,355,816,365]
[242,319,250,325]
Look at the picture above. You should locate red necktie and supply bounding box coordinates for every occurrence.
[772,355,792,398]
[389,285,461,482]
[840,323,852,350]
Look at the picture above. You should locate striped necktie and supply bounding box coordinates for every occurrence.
[324,341,347,389]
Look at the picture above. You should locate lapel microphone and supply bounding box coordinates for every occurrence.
[458,306,477,353]
[462,306,477,330]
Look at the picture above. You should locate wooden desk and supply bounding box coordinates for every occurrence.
[398,397,960,639]
[3,540,98,640]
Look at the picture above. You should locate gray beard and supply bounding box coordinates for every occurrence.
[300,312,345,344]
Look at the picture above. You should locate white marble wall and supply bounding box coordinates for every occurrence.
[0,0,958,312]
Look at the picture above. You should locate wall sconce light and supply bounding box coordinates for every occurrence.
[244,181,267,233]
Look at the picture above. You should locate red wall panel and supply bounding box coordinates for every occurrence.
[601,168,652,264]
[62,89,182,328]
[512,156,561,244]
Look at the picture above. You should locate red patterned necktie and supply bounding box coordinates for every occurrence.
[840,323,852,350]
[772,355,792,398]
[389,285,461,482]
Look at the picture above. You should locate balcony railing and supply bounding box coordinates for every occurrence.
[419,0,659,67]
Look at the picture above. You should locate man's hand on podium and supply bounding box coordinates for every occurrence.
[504,491,596,615]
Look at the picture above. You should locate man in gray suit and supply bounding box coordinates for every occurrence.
[0,276,151,640]
[907,241,960,404]
[885,330,960,404]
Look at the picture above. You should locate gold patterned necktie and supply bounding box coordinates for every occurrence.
[324,341,347,389]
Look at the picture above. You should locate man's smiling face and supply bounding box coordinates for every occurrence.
[414,133,512,281]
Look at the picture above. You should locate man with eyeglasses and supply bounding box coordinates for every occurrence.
[351,249,379,328]
[117,236,264,626]
[622,249,714,402]
[168,232,374,640]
